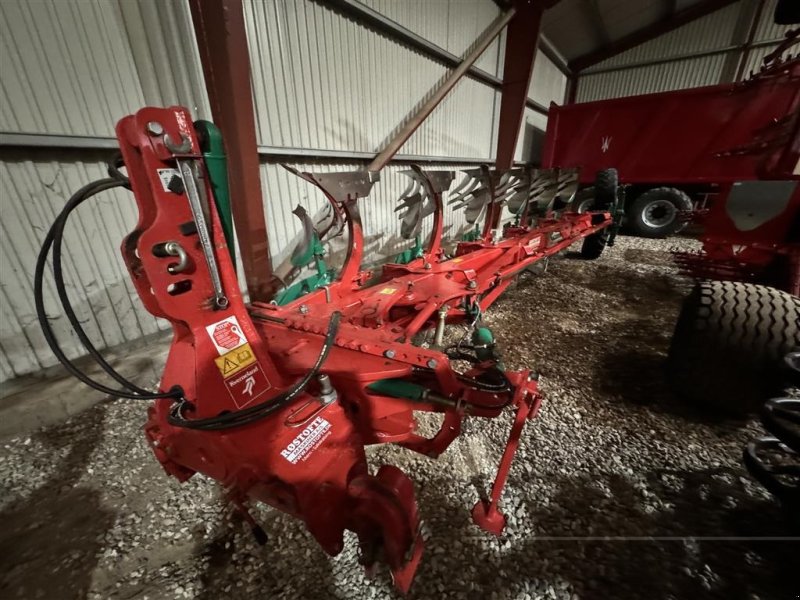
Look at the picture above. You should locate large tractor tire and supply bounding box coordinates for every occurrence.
[594,168,618,210]
[580,230,608,260]
[667,280,800,415]
[571,168,618,213]
[628,187,693,238]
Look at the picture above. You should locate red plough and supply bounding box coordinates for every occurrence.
[39,106,619,590]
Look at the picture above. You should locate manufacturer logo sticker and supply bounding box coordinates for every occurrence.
[280,417,332,464]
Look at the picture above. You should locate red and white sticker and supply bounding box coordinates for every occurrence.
[205,316,247,355]
[223,363,272,409]
[280,417,332,464]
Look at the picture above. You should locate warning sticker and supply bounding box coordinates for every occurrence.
[378,287,398,295]
[527,237,541,250]
[280,417,332,464]
[206,316,247,355]
[450,257,464,263]
[214,342,256,377]
[224,363,272,409]
[157,168,180,192]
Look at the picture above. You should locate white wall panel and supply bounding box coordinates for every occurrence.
[754,0,794,42]
[359,0,503,74]
[577,53,729,102]
[529,52,567,108]
[0,0,145,136]
[0,0,207,137]
[244,0,499,158]
[0,152,169,380]
[575,0,796,103]
[587,4,740,71]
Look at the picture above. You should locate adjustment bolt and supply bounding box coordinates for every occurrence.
[146,121,164,136]
[427,359,438,369]
[424,262,432,270]
[468,280,477,289]
[317,373,337,405]
[384,349,396,359]
[299,304,309,314]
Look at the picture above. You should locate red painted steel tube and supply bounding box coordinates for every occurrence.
[189,0,275,301]
[494,1,545,171]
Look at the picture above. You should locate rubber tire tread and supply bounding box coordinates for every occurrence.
[580,231,607,260]
[594,168,618,210]
[628,187,692,238]
[667,280,800,415]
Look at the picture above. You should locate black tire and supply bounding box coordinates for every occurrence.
[628,187,693,238]
[580,231,607,260]
[594,168,618,210]
[667,281,800,415]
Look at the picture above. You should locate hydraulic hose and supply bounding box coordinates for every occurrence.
[34,174,181,401]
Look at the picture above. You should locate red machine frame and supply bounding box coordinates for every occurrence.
[116,106,614,590]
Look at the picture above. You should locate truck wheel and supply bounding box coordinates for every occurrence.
[594,168,618,210]
[580,231,607,260]
[628,187,692,238]
[667,281,800,415]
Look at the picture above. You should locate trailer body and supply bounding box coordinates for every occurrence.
[542,60,800,184]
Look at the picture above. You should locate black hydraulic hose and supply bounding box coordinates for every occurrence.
[35,177,180,400]
[107,153,131,188]
[51,178,152,395]
[168,311,342,430]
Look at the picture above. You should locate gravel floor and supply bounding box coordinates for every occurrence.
[1,234,796,600]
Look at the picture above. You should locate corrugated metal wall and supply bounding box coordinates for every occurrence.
[0,0,566,383]
[576,0,793,102]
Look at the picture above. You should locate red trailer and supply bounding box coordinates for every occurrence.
[547,38,800,420]
[542,47,800,238]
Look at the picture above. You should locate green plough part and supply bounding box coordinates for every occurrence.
[461,226,481,242]
[274,231,335,305]
[367,378,426,401]
[394,236,424,264]
[195,120,235,264]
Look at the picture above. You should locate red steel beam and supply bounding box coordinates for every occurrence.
[494,0,545,172]
[189,0,275,302]
[569,0,740,72]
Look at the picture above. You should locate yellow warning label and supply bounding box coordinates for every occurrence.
[378,287,398,295]
[215,342,257,377]
[450,257,463,263]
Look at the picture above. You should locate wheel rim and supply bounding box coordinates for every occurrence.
[642,199,677,228]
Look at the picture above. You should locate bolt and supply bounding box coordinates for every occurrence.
[468,280,477,289]
[299,304,309,314]
[146,121,164,136]
[384,349,396,359]
[427,359,438,369]
[424,262,431,270]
